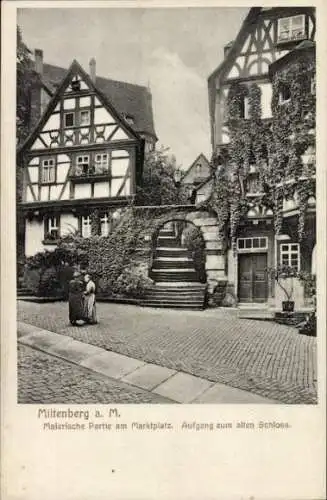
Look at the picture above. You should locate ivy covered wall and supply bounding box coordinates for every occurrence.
[207,45,316,253]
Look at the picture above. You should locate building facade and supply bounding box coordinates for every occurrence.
[18,56,157,257]
[207,7,316,309]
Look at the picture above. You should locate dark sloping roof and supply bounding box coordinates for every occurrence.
[269,40,315,77]
[181,153,210,181]
[39,62,157,139]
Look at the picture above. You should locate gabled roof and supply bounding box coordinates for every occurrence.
[36,61,157,139]
[208,6,315,85]
[208,7,260,84]
[18,59,142,153]
[181,153,210,181]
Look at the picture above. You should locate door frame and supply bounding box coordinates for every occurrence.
[237,252,268,303]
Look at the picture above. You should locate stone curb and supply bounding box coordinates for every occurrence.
[17,321,277,404]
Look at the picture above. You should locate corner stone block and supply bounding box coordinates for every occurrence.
[203,232,219,242]
[205,255,225,271]
[205,241,224,251]
[193,218,217,228]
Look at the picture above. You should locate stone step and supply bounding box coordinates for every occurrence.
[151,271,199,282]
[141,301,205,310]
[156,238,180,248]
[147,282,207,294]
[152,260,194,269]
[158,230,176,237]
[156,248,189,258]
[145,290,205,298]
[238,308,274,320]
[17,288,34,296]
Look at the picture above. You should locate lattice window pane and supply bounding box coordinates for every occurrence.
[81,216,91,238]
[64,112,74,127]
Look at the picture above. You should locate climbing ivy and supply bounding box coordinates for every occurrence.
[208,47,315,249]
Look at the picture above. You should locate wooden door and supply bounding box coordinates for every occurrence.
[238,253,268,303]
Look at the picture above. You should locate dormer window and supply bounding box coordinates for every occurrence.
[277,15,306,44]
[279,83,291,104]
[195,163,201,175]
[64,112,75,128]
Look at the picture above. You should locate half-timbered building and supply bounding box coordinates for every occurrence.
[207,7,316,311]
[18,57,157,257]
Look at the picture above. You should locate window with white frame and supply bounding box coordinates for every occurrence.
[94,153,109,174]
[64,112,75,128]
[81,215,91,238]
[238,95,250,119]
[100,213,111,236]
[41,158,56,183]
[44,216,60,240]
[195,163,201,176]
[76,154,90,175]
[280,243,300,270]
[277,15,306,43]
[237,237,268,251]
[80,110,90,126]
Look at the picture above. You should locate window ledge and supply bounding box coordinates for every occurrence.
[42,239,59,245]
[69,174,110,183]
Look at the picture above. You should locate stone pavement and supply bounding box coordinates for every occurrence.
[18,344,172,404]
[17,301,318,404]
[18,322,274,404]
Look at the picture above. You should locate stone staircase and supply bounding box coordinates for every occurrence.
[17,286,34,298]
[146,225,207,309]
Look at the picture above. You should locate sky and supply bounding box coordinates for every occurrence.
[18,7,248,169]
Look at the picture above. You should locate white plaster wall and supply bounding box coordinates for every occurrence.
[74,184,91,199]
[28,166,39,183]
[40,186,49,201]
[94,107,115,124]
[111,178,122,196]
[57,163,70,183]
[50,185,62,200]
[60,184,70,200]
[25,220,46,257]
[63,98,76,110]
[112,127,129,141]
[94,182,109,198]
[111,158,129,176]
[80,96,91,107]
[25,186,35,202]
[42,113,60,131]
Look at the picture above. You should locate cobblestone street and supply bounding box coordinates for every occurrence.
[17,301,317,404]
[18,344,172,404]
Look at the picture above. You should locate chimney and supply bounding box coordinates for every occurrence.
[34,49,43,75]
[89,57,96,83]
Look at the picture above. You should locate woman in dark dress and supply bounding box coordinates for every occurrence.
[68,271,84,325]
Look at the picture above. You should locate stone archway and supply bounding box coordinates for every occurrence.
[150,209,226,294]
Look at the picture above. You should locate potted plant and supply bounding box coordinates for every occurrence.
[269,265,298,312]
